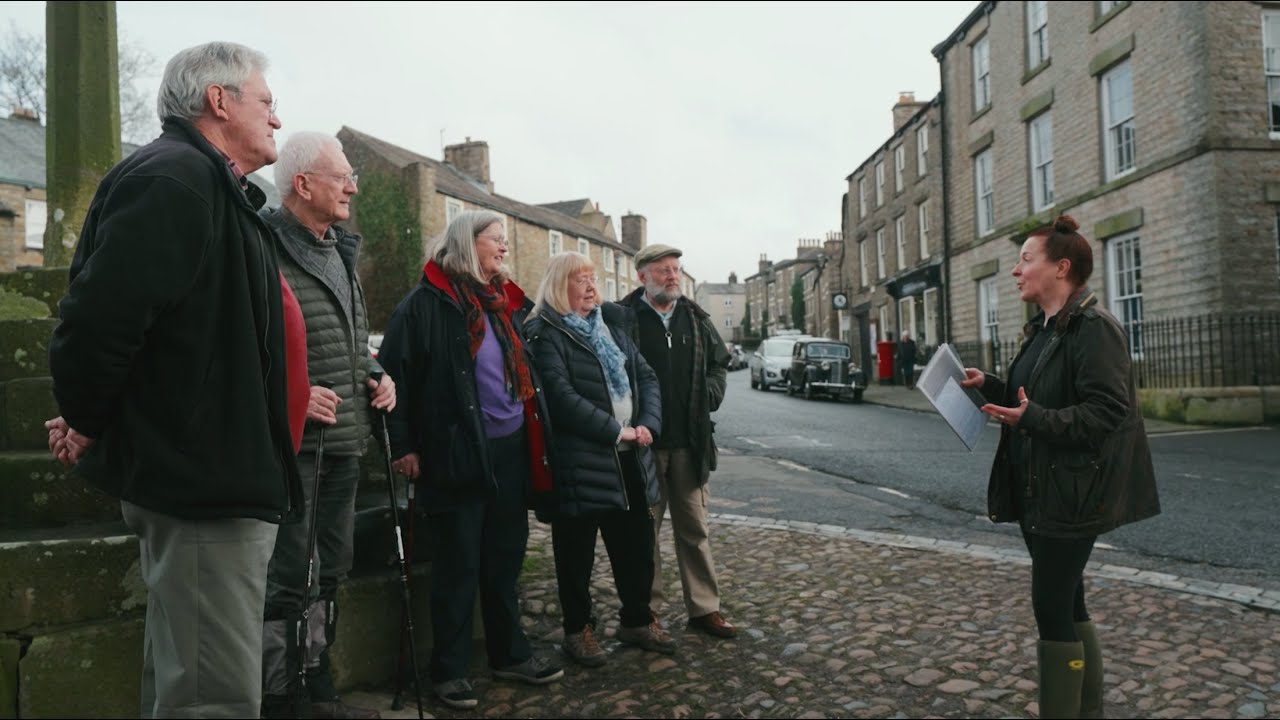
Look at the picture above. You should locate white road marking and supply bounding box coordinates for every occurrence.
[878,487,913,499]
[776,460,810,473]
[740,437,770,448]
[1151,426,1271,438]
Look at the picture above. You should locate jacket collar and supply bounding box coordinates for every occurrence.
[160,117,267,211]
[618,286,710,320]
[1023,286,1098,340]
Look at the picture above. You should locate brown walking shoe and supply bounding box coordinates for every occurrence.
[617,619,677,654]
[688,611,738,638]
[563,626,607,667]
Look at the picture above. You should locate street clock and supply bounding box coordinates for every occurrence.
[831,292,849,310]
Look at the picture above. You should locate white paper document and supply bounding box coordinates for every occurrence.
[917,343,987,451]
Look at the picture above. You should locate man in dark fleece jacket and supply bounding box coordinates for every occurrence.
[46,42,301,719]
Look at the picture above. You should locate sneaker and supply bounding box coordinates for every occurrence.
[563,626,607,668]
[492,655,564,685]
[433,678,477,710]
[617,620,677,654]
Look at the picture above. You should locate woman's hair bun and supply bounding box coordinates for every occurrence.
[1053,215,1079,234]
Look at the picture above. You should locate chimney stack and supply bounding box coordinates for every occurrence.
[9,107,39,121]
[729,272,738,284]
[758,254,772,274]
[443,137,492,192]
[892,91,925,132]
[621,213,647,253]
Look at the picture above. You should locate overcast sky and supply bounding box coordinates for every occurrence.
[4,1,976,286]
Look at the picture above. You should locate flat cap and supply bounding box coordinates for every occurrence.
[633,243,683,268]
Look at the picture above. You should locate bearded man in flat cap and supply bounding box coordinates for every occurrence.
[618,244,737,639]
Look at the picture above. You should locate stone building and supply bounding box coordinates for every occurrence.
[933,0,1280,363]
[337,128,644,302]
[0,111,51,273]
[743,240,824,338]
[842,94,946,375]
[695,272,747,342]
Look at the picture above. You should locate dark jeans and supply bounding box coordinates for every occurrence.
[551,451,655,633]
[428,428,532,682]
[1021,526,1096,642]
[900,365,915,388]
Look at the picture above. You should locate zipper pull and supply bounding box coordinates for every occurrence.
[666,331,672,349]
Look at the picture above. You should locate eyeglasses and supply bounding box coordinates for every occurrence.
[571,274,600,288]
[222,84,278,116]
[303,171,359,187]
[477,233,508,247]
[647,264,682,277]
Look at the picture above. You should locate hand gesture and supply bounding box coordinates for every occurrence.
[959,367,985,389]
[368,373,397,412]
[980,386,1030,427]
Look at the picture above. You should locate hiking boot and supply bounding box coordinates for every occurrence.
[432,678,477,710]
[617,620,677,654]
[563,626,607,668]
[492,655,564,685]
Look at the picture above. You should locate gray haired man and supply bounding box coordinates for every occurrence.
[47,42,300,718]
[259,132,395,719]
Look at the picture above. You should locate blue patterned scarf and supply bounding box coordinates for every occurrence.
[561,308,630,401]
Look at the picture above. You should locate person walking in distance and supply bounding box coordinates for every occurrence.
[258,132,395,719]
[898,330,918,390]
[617,244,737,639]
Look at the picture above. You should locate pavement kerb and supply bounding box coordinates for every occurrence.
[709,512,1280,614]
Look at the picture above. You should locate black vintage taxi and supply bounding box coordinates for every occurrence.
[785,337,866,403]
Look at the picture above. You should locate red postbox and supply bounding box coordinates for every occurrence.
[876,340,895,382]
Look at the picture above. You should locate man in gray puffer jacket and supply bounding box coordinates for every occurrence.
[259,132,396,719]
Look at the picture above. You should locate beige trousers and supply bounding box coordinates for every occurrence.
[651,448,721,617]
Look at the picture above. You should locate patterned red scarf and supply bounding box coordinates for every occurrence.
[451,276,534,402]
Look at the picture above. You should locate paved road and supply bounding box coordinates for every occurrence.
[712,369,1280,592]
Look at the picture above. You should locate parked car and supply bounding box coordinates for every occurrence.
[749,334,809,390]
[368,333,384,360]
[786,337,865,402]
[727,343,747,371]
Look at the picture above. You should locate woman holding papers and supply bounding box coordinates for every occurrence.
[960,215,1159,719]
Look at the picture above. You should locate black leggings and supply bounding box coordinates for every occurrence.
[1021,527,1096,642]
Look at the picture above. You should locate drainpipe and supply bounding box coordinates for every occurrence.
[937,89,953,343]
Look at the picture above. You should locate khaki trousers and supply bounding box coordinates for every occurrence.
[651,448,721,617]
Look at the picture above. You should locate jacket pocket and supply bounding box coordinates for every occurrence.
[428,423,481,492]
[1045,451,1105,525]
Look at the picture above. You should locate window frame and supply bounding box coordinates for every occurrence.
[876,227,887,279]
[916,125,929,176]
[978,275,1000,343]
[1106,231,1145,356]
[24,198,47,250]
[975,149,995,236]
[1265,9,1280,135]
[918,200,931,259]
[1029,111,1055,211]
[875,162,885,206]
[445,198,464,224]
[549,230,563,256]
[972,36,991,112]
[1101,59,1136,181]
[859,240,869,287]
[893,145,906,193]
[1027,0,1049,69]
[859,177,868,218]
[895,215,907,270]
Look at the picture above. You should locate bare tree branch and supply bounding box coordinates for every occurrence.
[0,21,159,143]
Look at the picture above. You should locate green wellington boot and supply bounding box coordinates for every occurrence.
[1074,621,1104,719]
[1038,639,1085,719]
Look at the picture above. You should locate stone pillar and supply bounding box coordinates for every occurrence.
[43,2,121,267]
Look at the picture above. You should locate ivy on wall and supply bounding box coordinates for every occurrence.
[356,172,421,331]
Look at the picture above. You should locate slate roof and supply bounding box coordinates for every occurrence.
[340,127,631,253]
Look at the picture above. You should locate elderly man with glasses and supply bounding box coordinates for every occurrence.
[618,244,738,640]
[258,131,395,719]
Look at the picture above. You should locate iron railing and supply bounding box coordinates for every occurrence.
[947,313,1280,389]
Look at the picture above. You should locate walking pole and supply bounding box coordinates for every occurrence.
[390,475,416,711]
[292,379,334,712]
[376,396,425,719]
